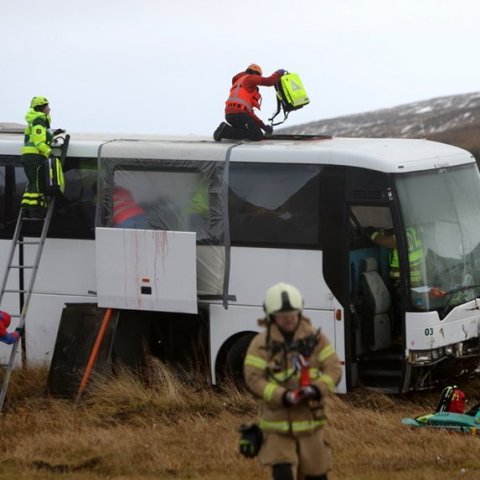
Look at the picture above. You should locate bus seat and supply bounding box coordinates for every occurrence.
[360,257,392,351]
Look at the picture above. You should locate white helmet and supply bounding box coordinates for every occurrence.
[263,282,304,315]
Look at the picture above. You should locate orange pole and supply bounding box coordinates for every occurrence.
[76,308,113,401]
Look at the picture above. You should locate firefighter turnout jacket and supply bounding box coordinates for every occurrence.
[244,316,342,436]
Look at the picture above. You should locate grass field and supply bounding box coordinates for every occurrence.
[0,364,479,480]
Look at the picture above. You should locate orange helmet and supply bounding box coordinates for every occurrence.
[246,63,262,75]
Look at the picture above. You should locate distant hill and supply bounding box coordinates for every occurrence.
[281,92,480,160]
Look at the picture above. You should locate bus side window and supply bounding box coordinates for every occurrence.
[0,160,28,239]
[49,157,97,239]
[229,163,322,248]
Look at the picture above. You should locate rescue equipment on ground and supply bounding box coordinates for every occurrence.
[401,385,480,435]
[269,72,310,126]
[239,423,263,458]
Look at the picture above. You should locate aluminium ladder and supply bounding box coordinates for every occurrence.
[0,134,70,412]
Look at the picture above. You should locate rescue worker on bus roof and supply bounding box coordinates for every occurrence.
[243,282,342,480]
[0,310,23,345]
[21,96,65,219]
[213,64,286,142]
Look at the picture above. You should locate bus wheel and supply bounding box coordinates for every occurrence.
[224,333,256,387]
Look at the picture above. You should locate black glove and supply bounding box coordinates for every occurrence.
[238,424,263,458]
[263,125,273,135]
[15,326,25,337]
[300,385,321,400]
[283,389,303,406]
[53,128,66,136]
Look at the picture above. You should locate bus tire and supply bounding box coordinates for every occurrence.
[224,333,256,387]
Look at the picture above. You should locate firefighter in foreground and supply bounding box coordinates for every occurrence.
[21,96,64,218]
[213,64,285,141]
[243,282,342,480]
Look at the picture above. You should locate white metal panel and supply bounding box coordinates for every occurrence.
[228,247,335,310]
[95,228,197,313]
[209,304,346,392]
[23,238,96,296]
[405,300,480,350]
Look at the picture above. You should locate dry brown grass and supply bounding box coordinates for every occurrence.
[0,364,479,479]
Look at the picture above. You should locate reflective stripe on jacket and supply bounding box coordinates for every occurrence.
[244,316,342,437]
[389,227,423,285]
[225,74,261,114]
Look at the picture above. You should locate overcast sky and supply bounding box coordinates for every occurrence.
[2,0,479,136]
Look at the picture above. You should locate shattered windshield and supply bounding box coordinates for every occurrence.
[395,163,480,315]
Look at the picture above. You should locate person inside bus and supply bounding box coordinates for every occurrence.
[0,311,22,345]
[213,64,285,142]
[366,226,423,341]
[181,178,209,237]
[366,226,423,289]
[112,186,149,229]
[21,96,64,219]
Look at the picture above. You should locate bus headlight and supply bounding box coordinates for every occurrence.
[410,350,433,364]
[409,347,446,365]
[445,345,454,356]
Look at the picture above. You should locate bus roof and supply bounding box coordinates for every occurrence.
[0,128,475,174]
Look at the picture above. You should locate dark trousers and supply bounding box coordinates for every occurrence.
[223,113,264,141]
[21,154,47,209]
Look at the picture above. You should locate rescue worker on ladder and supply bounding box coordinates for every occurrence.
[213,64,286,142]
[243,282,342,480]
[0,311,23,345]
[21,96,64,218]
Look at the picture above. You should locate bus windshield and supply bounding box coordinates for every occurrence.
[395,163,480,315]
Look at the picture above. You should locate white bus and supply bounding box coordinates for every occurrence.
[1,125,480,394]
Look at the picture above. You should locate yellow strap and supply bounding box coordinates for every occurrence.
[259,419,325,433]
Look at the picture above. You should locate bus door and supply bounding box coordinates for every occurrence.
[347,204,404,391]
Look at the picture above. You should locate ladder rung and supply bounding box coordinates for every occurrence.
[20,217,46,222]
[9,265,35,269]
[2,289,29,294]
[8,315,21,318]
[16,241,41,245]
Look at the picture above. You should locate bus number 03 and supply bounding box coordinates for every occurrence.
[424,328,434,336]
